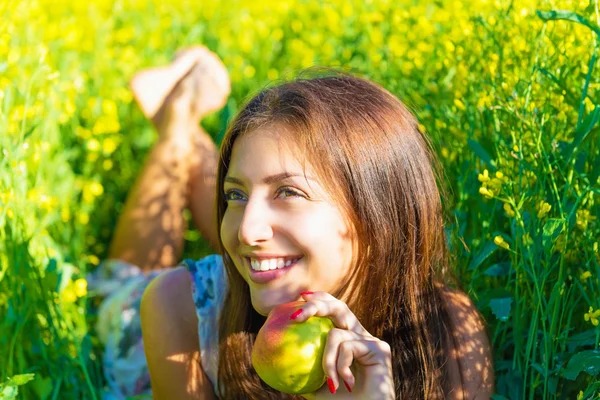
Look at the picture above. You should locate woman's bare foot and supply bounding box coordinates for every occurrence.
[130,46,231,135]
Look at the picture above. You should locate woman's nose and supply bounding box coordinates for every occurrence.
[238,198,274,245]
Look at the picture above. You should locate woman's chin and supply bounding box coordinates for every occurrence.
[250,291,295,316]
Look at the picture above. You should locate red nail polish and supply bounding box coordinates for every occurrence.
[300,291,314,296]
[327,377,336,394]
[343,380,352,392]
[289,309,303,320]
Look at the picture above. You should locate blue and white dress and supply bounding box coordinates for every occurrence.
[88,255,227,399]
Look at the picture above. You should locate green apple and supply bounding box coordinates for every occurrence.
[252,301,334,395]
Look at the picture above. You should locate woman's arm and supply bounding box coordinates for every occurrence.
[441,288,495,399]
[141,267,217,400]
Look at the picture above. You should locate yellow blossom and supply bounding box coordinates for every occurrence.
[576,209,597,231]
[584,307,600,326]
[537,201,552,219]
[87,254,100,265]
[61,288,77,303]
[74,279,88,297]
[454,98,466,111]
[478,169,490,183]
[580,271,592,282]
[503,203,515,217]
[494,235,510,250]
[479,186,494,199]
[522,233,533,247]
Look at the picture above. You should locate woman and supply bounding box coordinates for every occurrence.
[93,47,493,399]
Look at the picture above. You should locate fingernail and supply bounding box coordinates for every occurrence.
[289,309,303,320]
[300,291,314,296]
[343,380,352,392]
[327,377,336,394]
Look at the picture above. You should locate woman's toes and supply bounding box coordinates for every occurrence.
[129,46,210,121]
[190,52,231,117]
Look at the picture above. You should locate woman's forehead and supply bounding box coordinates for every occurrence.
[227,124,315,183]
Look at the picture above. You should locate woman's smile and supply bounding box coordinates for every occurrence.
[244,256,304,284]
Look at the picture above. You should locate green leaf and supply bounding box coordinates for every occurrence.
[484,262,510,276]
[468,241,498,271]
[542,219,565,251]
[536,10,600,37]
[9,374,35,386]
[467,139,497,170]
[0,385,18,400]
[563,350,600,380]
[489,297,512,322]
[564,106,600,162]
[31,376,52,399]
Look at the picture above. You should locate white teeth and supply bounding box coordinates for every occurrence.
[249,257,299,271]
[260,260,270,271]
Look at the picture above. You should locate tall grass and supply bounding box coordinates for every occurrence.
[1,0,598,398]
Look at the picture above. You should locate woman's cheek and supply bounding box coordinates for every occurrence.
[220,209,240,252]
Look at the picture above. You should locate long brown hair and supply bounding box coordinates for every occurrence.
[215,71,456,398]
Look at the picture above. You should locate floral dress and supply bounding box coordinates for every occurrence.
[88,255,227,399]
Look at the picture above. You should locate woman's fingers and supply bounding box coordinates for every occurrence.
[321,328,391,393]
[293,292,368,335]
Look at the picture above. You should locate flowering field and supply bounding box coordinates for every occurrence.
[1,0,599,398]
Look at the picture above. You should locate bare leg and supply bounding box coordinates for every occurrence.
[108,47,229,272]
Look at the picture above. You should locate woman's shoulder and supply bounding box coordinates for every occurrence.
[437,286,495,399]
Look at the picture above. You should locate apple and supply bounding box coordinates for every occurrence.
[252,301,334,395]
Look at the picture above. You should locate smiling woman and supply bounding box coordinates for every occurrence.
[93,47,493,400]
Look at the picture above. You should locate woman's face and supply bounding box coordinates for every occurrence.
[220,123,355,316]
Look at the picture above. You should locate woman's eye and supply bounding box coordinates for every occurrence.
[276,187,304,199]
[224,190,246,201]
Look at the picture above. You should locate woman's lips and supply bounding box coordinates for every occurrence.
[246,257,302,284]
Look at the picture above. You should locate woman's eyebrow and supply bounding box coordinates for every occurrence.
[224,172,316,185]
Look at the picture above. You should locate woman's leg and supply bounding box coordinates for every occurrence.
[108,47,229,272]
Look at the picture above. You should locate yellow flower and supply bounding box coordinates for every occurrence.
[89,182,104,196]
[494,235,510,250]
[537,201,552,219]
[267,69,279,81]
[61,288,77,303]
[74,279,88,297]
[243,65,256,79]
[77,212,90,225]
[503,203,515,217]
[478,169,490,183]
[479,186,494,199]
[580,271,592,282]
[102,137,118,155]
[584,307,600,326]
[61,206,71,222]
[454,98,466,111]
[522,233,533,247]
[87,254,100,265]
[576,209,597,231]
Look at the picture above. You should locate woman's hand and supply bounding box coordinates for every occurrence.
[290,291,395,400]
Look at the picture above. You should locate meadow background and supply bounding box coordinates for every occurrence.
[1,0,599,398]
